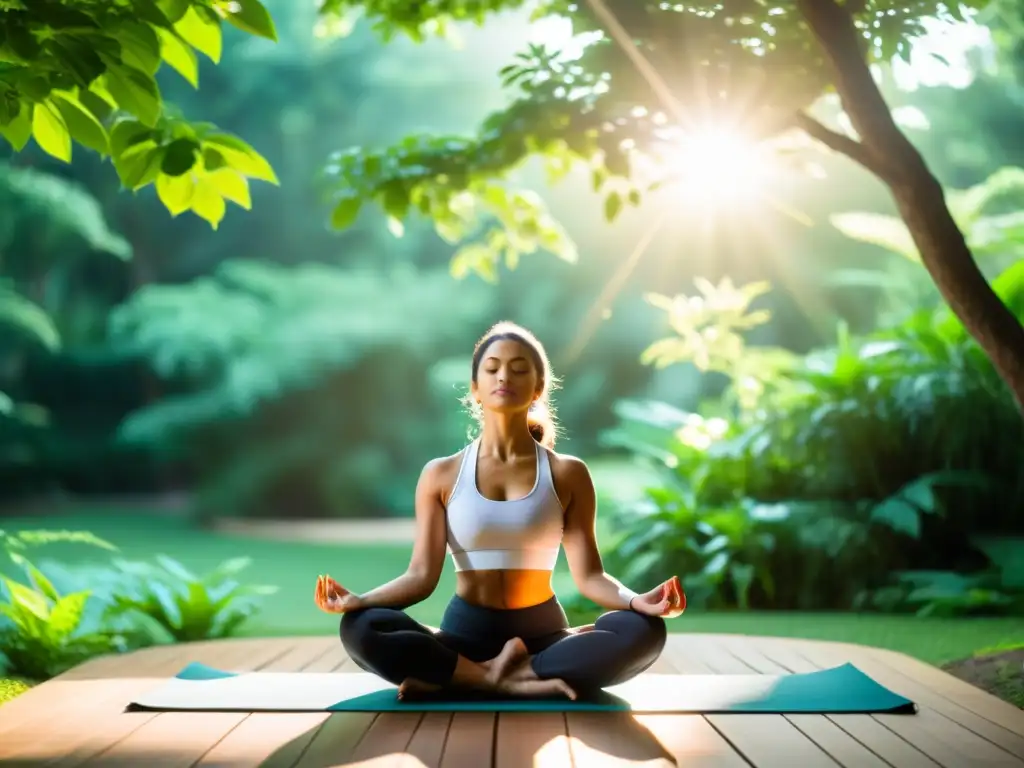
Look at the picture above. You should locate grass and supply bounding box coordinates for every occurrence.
[0,676,32,705]
[3,508,1024,671]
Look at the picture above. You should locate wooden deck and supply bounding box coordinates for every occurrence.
[1,633,1022,767]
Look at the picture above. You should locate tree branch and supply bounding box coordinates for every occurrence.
[795,0,918,183]
[792,111,886,177]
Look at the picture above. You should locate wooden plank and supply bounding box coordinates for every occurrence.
[632,715,749,768]
[793,639,1024,768]
[288,712,378,768]
[494,713,572,768]
[724,635,924,768]
[193,638,345,768]
[348,713,423,765]
[567,712,674,767]
[84,639,330,768]
[0,645,180,739]
[42,639,297,768]
[866,645,1024,738]
[0,641,247,764]
[670,636,841,768]
[439,713,495,768]
[404,713,452,768]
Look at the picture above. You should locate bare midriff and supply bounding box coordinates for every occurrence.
[455,569,556,610]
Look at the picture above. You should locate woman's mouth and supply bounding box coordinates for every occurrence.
[494,388,515,396]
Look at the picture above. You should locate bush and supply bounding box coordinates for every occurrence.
[597,262,1024,615]
[0,528,278,679]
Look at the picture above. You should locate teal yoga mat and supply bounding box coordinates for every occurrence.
[128,662,916,714]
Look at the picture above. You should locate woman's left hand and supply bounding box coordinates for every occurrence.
[630,575,686,619]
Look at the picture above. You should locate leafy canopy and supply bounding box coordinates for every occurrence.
[0,0,280,228]
[319,0,988,280]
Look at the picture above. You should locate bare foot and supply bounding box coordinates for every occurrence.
[397,677,442,700]
[497,656,577,700]
[483,637,528,686]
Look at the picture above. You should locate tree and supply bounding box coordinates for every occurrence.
[318,0,1024,413]
[0,0,280,229]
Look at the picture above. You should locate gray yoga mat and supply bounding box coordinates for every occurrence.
[127,661,916,714]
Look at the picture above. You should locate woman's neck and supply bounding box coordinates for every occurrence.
[478,414,534,460]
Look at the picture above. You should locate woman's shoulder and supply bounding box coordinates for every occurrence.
[419,447,471,487]
[544,447,590,481]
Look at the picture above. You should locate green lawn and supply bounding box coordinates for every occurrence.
[2,508,1023,679]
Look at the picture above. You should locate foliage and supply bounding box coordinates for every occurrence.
[0,527,121,679]
[829,166,1024,323]
[108,259,495,517]
[0,0,279,226]
[318,0,986,279]
[594,241,1024,613]
[40,554,278,644]
[0,568,118,680]
[0,162,131,265]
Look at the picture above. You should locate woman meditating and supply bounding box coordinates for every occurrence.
[313,321,685,700]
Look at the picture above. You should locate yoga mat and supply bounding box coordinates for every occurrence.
[127,662,916,714]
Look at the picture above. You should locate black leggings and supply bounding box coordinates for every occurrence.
[339,595,666,694]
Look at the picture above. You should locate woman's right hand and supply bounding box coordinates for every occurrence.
[314,574,362,614]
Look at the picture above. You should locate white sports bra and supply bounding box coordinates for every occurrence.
[445,438,565,572]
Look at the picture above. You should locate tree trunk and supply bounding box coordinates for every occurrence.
[798,0,1024,414]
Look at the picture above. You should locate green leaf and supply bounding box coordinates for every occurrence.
[155,27,200,87]
[8,553,61,603]
[604,191,622,222]
[220,0,278,41]
[174,6,223,63]
[331,193,363,229]
[201,133,278,184]
[0,102,33,150]
[156,172,197,215]
[190,178,228,229]
[103,64,162,127]
[160,138,200,176]
[830,212,920,263]
[156,555,197,583]
[116,141,165,190]
[2,578,50,622]
[157,0,191,23]
[50,91,110,155]
[870,497,920,538]
[31,100,72,161]
[47,591,90,639]
[117,22,163,75]
[208,168,251,210]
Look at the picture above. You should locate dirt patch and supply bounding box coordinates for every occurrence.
[942,649,1024,709]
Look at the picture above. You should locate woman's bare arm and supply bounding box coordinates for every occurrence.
[351,458,450,610]
[559,456,638,611]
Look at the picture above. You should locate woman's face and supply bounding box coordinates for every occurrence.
[472,338,542,414]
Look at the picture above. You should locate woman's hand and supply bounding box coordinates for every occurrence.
[314,574,362,614]
[630,575,686,619]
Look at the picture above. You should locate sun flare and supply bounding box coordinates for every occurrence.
[660,128,773,203]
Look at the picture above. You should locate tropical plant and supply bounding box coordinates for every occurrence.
[0,528,123,679]
[595,251,1024,612]
[39,555,278,644]
[0,0,280,226]
[0,569,120,680]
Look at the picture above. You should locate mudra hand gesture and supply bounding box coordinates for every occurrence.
[314,574,361,614]
[630,575,686,619]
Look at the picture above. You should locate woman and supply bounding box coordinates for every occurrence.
[314,321,685,701]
